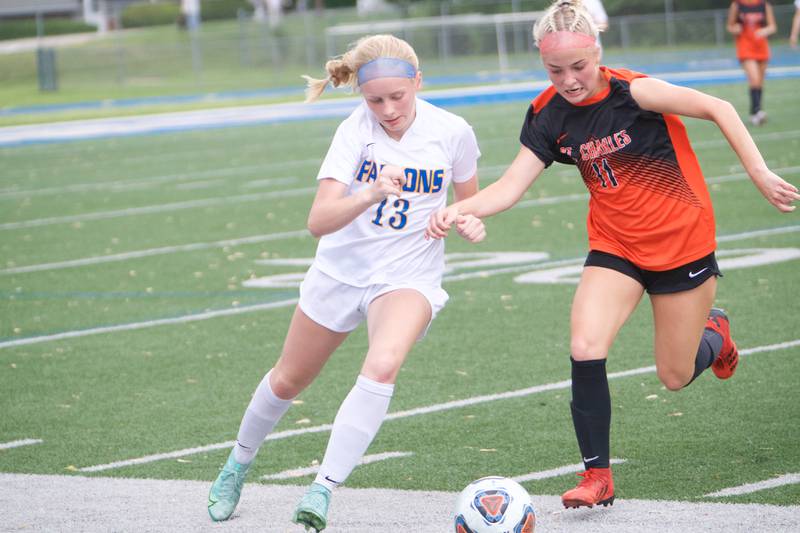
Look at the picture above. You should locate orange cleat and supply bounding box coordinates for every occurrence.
[706,308,738,380]
[561,467,615,509]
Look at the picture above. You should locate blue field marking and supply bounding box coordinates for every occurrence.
[0,87,305,117]
[1,64,799,148]
[2,45,798,117]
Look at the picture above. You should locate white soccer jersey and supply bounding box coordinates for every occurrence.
[312,97,480,287]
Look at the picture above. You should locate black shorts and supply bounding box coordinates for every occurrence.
[584,250,722,295]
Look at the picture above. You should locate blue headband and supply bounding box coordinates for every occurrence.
[357,57,417,85]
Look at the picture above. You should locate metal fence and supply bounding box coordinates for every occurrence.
[6,3,799,99]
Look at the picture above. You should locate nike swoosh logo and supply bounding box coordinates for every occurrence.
[583,455,599,463]
[208,498,218,508]
[324,475,340,484]
[689,267,709,278]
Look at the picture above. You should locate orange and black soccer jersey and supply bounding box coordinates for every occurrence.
[735,0,770,61]
[520,66,716,271]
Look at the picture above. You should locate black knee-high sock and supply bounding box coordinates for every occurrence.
[686,326,724,385]
[570,357,610,470]
[750,87,762,115]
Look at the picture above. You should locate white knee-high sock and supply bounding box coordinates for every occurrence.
[234,370,293,464]
[314,375,394,491]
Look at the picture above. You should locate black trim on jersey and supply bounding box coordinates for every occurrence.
[518,75,691,202]
[736,0,767,27]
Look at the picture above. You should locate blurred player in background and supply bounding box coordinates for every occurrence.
[207,34,485,531]
[427,0,798,511]
[583,0,609,52]
[583,0,608,31]
[790,0,800,48]
[727,0,777,126]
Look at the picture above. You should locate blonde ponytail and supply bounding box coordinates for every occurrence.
[302,34,419,103]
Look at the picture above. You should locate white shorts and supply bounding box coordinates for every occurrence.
[298,265,449,338]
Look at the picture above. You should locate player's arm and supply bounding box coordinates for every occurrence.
[307,167,405,237]
[426,147,546,239]
[756,3,777,38]
[726,2,741,34]
[452,174,479,202]
[630,77,799,213]
[450,175,487,243]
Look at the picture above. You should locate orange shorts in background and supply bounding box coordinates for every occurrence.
[736,30,770,61]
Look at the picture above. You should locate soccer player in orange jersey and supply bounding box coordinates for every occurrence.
[427,0,798,511]
[727,0,777,125]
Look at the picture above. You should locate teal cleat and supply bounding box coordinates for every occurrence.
[207,449,251,521]
[291,482,332,532]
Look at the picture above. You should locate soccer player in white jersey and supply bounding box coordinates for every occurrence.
[207,34,485,531]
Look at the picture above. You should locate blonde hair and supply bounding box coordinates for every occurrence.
[302,34,419,103]
[533,0,599,48]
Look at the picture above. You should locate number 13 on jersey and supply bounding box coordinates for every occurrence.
[372,198,411,229]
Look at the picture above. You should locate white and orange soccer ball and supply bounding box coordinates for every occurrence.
[453,476,536,533]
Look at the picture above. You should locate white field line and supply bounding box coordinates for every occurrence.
[173,179,225,191]
[0,187,316,230]
[0,163,311,200]
[4,474,800,533]
[0,438,43,450]
[242,176,298,189]
[76,339,800,473]
[0,229,310,275]
[2,225,798,349]
[513,458,626,483]
[692,129,800,149]
[4,177,796,276]
[5,162,798,232]
[0,298,298,350]
[716,225,800,243]
[261,451,413,481]
[443,225,800,284]
[704,473,800,498]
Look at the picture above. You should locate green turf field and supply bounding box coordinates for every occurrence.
[1,78,798,515]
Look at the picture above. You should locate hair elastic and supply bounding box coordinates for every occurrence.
[538,31,598,53]
[357,57,417,85]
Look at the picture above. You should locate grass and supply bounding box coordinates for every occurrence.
[0,78,798,508]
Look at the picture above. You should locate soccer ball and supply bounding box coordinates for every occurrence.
[453,476,536,533]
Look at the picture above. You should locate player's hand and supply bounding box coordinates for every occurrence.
[425,205,460,240]
[367,164,406,203]
[755,27,769,38]
[757,171,800,212]
[729,23,742,35]
[455,214,486,243]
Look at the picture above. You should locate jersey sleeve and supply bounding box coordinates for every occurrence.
[316,119,363,185]
[451,121,481,183]
[519,105,557,168]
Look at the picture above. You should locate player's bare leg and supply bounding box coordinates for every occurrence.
[650,276,717,390]
[271,306,350,398]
